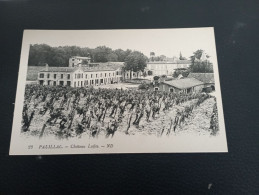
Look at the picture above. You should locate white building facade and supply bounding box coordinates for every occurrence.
[146,60,191,76]
[38,65,122,88]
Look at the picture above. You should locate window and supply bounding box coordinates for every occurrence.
[78,81,79,86]
[91,74,93,78]
[67,81,71,86]
[54,74,56,79]
[47,74,50,78]
[61,74,63,79]
[39,73,44,78]
[81,81,83,86]
[96,74,98,78]
[105,73,107,77]
[67,74,70,79]
[116,71,118,75]
[100,73,102,77]
[109,73,111,77]
[72,58,74,61]
[81,73,83,78]
[113,72,114,76]
[86,80,88,85]
[75,74,77,79]
[85,74,87,79]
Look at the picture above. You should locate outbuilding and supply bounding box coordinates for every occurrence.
[187,73,215,90]
[154,78,204,94]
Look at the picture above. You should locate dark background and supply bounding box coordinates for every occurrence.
[0,0,258,194]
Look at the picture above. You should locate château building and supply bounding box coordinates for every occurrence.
[145,52,191,76]
[146,59,191,76]
[38,64,122,87]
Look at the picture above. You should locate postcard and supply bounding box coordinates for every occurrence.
[9,28,228,155]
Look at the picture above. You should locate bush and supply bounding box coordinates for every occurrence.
[173,69,190,78]
[153,76,160,80]
[138,83,149,90]
[204,87,212,93]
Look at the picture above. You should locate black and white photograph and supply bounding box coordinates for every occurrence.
[9,28,228,155]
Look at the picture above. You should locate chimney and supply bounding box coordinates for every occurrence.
[45,64,49,71]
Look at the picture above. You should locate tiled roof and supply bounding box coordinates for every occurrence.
[97,62,124,70]
[39,62,124,73]
[147,60,191,64]
[82,67,116,72]
[83,62,124,72]
[163,78,204,89]
[40,67,119,73]
[176,60,191,64]
[72,56,91,59]
[40,67,76,72]
[187,73,215,84]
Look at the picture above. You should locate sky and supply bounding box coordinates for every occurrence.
[23,28,218,62]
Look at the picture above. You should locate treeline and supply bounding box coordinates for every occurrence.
[28,44,148,67]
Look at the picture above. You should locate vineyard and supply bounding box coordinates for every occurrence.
[21,84,219,139]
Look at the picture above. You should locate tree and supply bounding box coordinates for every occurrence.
[153,76,160,81]
[114,49,132,62]
[28,44,143,67]
[92,46,113,62]
[160,55,166,61]
[189,50,214,73]
[150,52,155,62]
[28,44,54,66]
[190,49,203,62]
[107,53,118,62]
[147,70,153,75]
[124,51,147,79]
[189,61,213,73]
[173,68,190,78]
